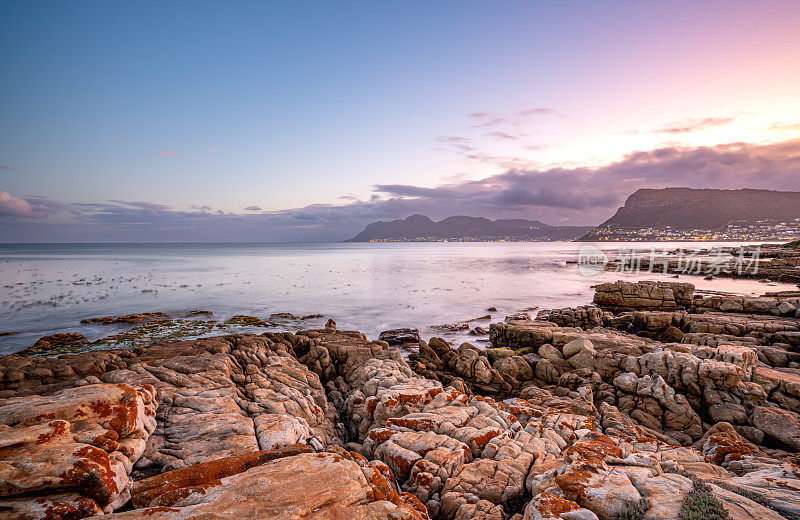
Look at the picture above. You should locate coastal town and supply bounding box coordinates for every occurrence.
[587,218,800,242]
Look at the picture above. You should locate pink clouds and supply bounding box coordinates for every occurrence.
[638,117,737,135]
[0,191,48,218]
[157,151,177,158]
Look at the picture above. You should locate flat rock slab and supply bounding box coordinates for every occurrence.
[96,451,428,520]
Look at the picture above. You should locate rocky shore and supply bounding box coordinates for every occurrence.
[604,243,800,284]
[2,280,800,520]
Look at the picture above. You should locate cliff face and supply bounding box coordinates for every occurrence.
[596,188,800,231]
[348,214,593,241]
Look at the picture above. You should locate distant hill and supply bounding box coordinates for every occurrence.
[580,188,800,241]
[348,214,594,242]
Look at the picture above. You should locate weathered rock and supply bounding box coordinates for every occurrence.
[593,281,694,312]
[554,436,643,520]
[0,382,157,515]
[104,451,428,519]
[0,492,104,520]
[708,403,748,425]
[130,445,313,508]
[379,328,421,345]
[4,313,800,520]
[537,306,605,330]
[639,473,693,520]
[563,338,594,359]
[522,492,587,520]
[751,406,800,449]
[707,483,788,520]
[538,344,563,362]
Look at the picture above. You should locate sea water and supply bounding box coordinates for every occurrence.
[0,241,791,355]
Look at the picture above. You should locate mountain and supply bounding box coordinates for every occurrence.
[348,214,594,242]
[580,188,800,241]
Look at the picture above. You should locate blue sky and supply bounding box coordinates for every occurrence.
[2,1,800,241]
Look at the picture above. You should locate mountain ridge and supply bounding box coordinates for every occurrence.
[347,214,593,242]
[580,187,800,240]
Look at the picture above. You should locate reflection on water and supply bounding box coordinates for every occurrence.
[0,241,791,355]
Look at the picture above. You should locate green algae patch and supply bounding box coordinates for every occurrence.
[223,315,273,327]
[91,319,218,349]
[270,312,323,320]
[81,312,171,324]
[19,333,89,356]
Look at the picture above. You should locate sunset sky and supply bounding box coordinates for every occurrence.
[2,0,800,241]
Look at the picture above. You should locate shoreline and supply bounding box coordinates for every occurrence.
[3,268,796,358]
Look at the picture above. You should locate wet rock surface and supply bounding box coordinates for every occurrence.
[380,328,422,345]
[1,280,800,519]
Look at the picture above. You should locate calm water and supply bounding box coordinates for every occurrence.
[0,241,791,355]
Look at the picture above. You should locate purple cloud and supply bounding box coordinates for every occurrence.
[518,107,561,118]
[2,138,800,242]
[0,191,49,218]
[485,131,518,140]
[468,112,506,128]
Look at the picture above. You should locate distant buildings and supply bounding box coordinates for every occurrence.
[367,236,569,242]
[584,218,800,242]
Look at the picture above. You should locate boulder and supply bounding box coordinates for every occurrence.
[379,328,421,345]
[708,403,748,425]
[0,382,158,514]
[593,281,694,312]
[105,451,428,519]
[538,344,563,362]
[130,445,313,508]
[751,406,800,449]
[563,338,595,359]
[640,473,693,520]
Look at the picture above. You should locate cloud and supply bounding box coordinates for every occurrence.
[3,138,800,241]
[467,107,561,128]
[0,191,49,218]
[157,151,177,158]
[244,205,262,211]
[485,131,518,140]
[638,117,736,135]
[106,200,172,211]
[370,137,800,223]
[518,107,561,118]
[0,166,15,171]
[468,112,506,128]
[768,121,800,134]
[435,135,476,153]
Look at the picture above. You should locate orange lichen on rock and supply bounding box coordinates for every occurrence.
[555,464,599,500]
[529,491,582,518]
[132,444,313,508]
[706,434,753,465]
[563,434,623,465]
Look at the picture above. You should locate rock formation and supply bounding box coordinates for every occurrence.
[2,280,800,520]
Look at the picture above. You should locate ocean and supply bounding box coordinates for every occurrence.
[0,241,791,355]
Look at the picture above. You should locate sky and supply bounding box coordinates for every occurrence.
[2,0,800,242]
